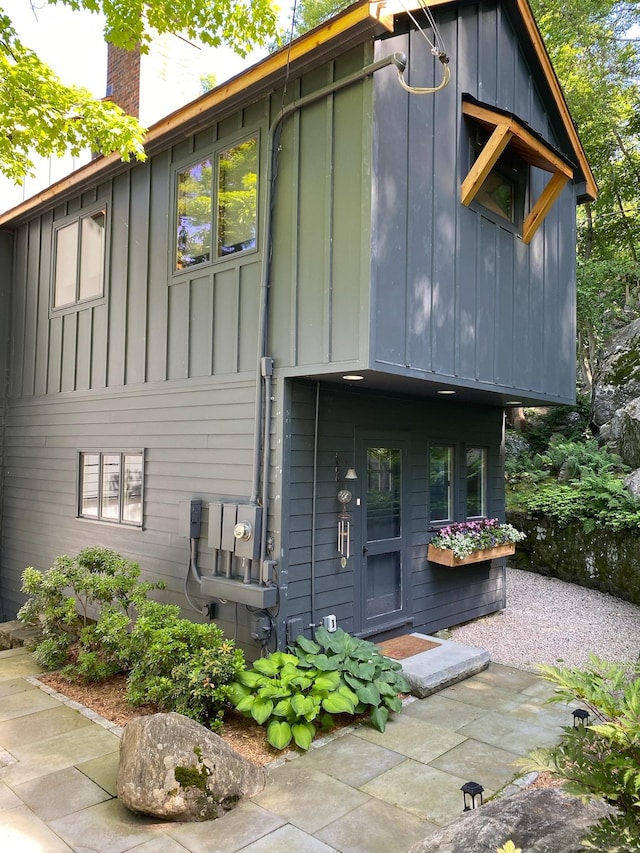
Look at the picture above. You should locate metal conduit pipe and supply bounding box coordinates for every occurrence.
[251,51,408,569]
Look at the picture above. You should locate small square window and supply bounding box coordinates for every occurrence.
[78,451,143,526]
[53,209,106,308]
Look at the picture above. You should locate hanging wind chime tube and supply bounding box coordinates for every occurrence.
[337,509,351,559]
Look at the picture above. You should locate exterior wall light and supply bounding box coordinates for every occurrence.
[437,389,456,395]
[335,454,358,482]
[342,374,364,381]
[461,780,484,811]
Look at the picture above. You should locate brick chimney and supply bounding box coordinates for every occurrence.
[106,43,141,118]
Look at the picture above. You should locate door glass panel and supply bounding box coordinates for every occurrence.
[366,447,401,540]
[366,552,402,618]
[429,445,453,522]
[101,454,120,520]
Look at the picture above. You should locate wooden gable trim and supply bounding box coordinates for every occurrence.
[461,99,573,244]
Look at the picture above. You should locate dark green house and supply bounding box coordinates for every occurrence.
[0,0,595,654]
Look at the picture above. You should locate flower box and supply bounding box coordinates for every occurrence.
[427,542,515,567]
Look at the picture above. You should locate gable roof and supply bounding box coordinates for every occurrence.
[0,0,595,227]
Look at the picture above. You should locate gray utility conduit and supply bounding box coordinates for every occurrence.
[250,47,451,576]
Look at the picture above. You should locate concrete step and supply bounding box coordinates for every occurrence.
[398,633,490,698]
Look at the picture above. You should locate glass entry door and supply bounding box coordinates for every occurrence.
[356,438,409,634]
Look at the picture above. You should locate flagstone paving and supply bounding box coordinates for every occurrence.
[0,646,571,852]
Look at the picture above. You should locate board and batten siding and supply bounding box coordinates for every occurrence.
[279,379,506,641]
[370,3,577,403]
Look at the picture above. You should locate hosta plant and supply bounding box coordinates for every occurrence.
[229,626,410,751]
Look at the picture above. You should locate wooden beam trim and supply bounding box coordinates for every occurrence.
[462,100,572,176]
[522,170,569,244]
[461,125,513,207]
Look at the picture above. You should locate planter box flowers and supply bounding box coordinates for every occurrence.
[428,518,525,567]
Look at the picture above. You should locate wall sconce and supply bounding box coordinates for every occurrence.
[572,708,590,728]
[335,454,358,482]
[461,781,484,811]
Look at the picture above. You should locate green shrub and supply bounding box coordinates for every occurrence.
[229,626,410,751]
[18,546,164,676]
[126,600,245,731]
[522,657,640,852]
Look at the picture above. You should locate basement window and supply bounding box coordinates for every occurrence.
[52,207,106,309]
[78,451,143,526]
[175,135,258,271]
[461,95,573,244]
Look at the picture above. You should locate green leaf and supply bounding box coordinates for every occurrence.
[267,719,292,750]
[227,681,250,705]
[322,692,355,714]
[314,626,332,648]
[384,695,402,713]
[356,684,381,707]
[296,635,320,655]
[313,671,341,692]
[310,654,340,671]
[236,669,267,688]
[272,699,292,717]
[291,693,312,718]
[292,720,315,751]
[353,662,376,680]
[344,673,364,690]
[376,680,399,697]
[253,657,281,676]
[338,684,360,707]
[370,705,389,733]
[234,694,255,714]
[251,696,274,725]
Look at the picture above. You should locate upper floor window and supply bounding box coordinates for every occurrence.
[53,208,106,308]
[78,451,143,527]
[461,95,573,244]
[175,136,258,271]
[466,447,487,518]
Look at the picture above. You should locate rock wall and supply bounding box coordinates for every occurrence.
[507,512,640,605]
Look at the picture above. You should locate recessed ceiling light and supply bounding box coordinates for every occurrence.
[437,389,456,395]
[342,374,364,381]
[505,400,523,406]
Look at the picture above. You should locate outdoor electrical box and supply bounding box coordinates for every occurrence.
[178,499,202,539]
[208,502,223,549]
[221,503,238,552]
[234,504,262,561]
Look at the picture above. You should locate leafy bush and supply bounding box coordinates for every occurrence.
[126,600,244,731]
[229,626,410,751]
[523,657,640,852]
[522,400,590,454]
[18,546,164,676]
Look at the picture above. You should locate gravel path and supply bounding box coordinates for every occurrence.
[450,567,640,671]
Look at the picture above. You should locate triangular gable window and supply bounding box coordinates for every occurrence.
[461,95,574,244]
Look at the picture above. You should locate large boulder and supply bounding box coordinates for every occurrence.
[117,712,266,821]
[592,318,640,434]
[407,788,614,853]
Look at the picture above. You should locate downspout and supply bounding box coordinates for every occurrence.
[251,51,408,571]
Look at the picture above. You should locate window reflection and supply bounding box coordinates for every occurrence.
[429,446,453,522]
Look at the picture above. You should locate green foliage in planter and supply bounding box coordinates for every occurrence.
[18,546,164,677]
[521,657,640,852]
[126,600,245,731]
[229,627,410,751]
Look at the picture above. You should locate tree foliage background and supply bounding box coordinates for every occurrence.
[0,0,277,183]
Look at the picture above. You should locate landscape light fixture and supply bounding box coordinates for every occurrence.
[572,708,590,728]
[461,781,484,811]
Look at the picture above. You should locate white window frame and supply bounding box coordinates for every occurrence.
[77,450,144,527]
[51,203,108,312]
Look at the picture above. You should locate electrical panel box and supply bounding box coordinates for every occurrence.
[178,499,202,539]
[208,502,223,549]
[234,504,262,561]
[221,503,238,552]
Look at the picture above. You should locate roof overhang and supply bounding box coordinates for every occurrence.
[461,95,574,243]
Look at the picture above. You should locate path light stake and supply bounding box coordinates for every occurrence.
[572,708,590,728]
[461,781,484,811]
